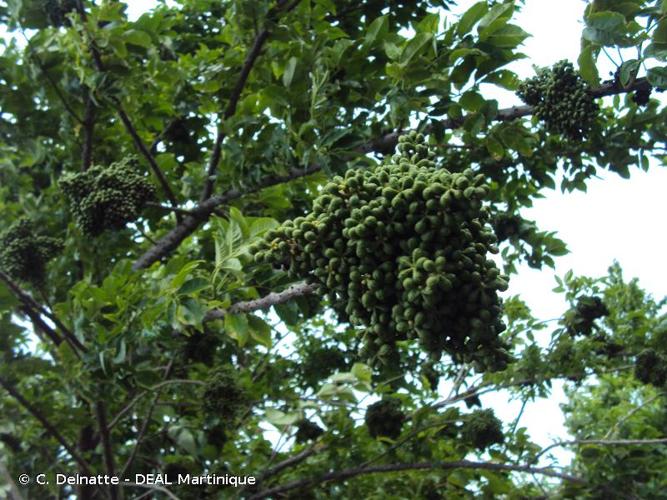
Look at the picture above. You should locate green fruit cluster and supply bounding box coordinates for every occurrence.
[300,347,349,385]
[634,349,667,388]
[295,419,324,443]
[565,296,609,337]
[59,158,156,236]
[365,398,405,439]
[201,366,248,422]
[0,218,63,285]
[518,60,598,140]
[461,409,504,450]
[253,132,510,369]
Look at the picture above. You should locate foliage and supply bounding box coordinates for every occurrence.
[0,0,666,499]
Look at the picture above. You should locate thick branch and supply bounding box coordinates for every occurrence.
[204,282,318,322]
[257,445,324,483]
[133,76,652,271]
[0,376,95,478]
[132,164,321,270]
[249,460,584,499]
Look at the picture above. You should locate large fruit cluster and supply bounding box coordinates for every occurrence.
[365,398,405,439]
[253,132,510,369]
[634,349,667,388]
[0,218,63,285]
[59,158,155,236]
[517,60,598,140]
[201,366,249,423]
[461,409,504,450]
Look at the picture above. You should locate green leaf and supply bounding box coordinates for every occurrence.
[400,33,432,65]
[578,44,600,85]
[583,11,627,46]
[351,363,372,384]
[171,261,203,290]
[457,1,488,36]
[123,29,152,48]
[224,313,249,346]
[177,277,210,296]
[460,90,486,112]
[647,66,667,88]
[265,408,301,426]
[618,59,640,87]
[364,15,388,47]
[248,314,272,348]
[478,3,514,39]
[283,57,298,88]
[486,24,530,48]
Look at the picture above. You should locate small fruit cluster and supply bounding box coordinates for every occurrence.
[518,60,599,140]
[59,158,155,236]
[0,218,62,285]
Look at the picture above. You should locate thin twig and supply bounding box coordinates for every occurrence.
[534,437,667,463]
[248,460,585,499]
[200,0,302,201]
[95,401,118,500]
[204,282,319,322]
[120,361,175,477]
[108,379,205,430]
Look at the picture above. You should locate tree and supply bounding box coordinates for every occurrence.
[1,0,666,498]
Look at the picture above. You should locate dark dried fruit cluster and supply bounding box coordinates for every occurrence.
[201,366,248,422]
[252,132,510,370]
[518,60,599,140]
[44,0,78,27]
[365,398,405,439]
[565,296,610,337]
[0,218,63,285]
[295,419,324,443]
[461,409,504,450]
[59,158,156,236]
[634,349,667,388]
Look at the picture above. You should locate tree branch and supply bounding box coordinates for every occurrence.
[119,361,174,477]
[114,103,182,220]
[248,460,585,499]
[0,376,95,478]
[200,0,302,201]
[0,270,85,353]
[0,460,24,500]
[95,401,118,500]
[73,1,181,220]
[535,437,667,462]
[108,379,205,430]
[204,282,318,322]
[81,93,96,171]
[132,164,321,270]
[133,76,653,271]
